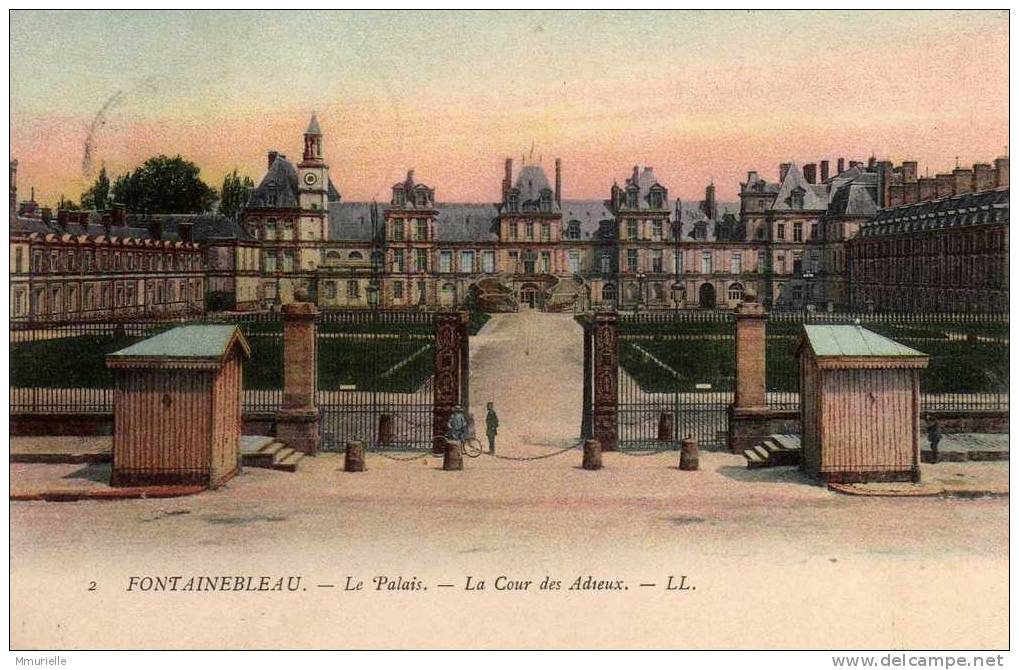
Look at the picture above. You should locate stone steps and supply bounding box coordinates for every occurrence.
[744,434,801,469]
[240,436,304,472]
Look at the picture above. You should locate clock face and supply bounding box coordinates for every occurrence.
[303,172,318,186]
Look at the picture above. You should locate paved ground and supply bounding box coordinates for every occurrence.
[8,312,1010,650]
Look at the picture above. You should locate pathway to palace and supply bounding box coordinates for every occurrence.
[467,309,584,454]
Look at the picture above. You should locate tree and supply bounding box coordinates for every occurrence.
[219,169,255,221]
[110,155,218,214]
[80,165,110,210]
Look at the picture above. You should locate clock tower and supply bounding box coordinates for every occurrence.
[297,113,329,213]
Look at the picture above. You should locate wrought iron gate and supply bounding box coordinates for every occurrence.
[582,310,735,451]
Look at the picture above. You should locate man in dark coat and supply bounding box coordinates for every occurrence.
[926,415,942,464]
[485,402,499,455]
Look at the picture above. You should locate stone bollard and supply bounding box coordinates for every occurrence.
[443,439,463,471]
[657,412,675,442]
[582,439,603,471]
[378,414,394,446]
[344,441,366,472]
[680,438,699,471]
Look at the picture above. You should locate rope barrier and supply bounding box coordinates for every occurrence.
[370,450,434,462]
[484,442,582,461]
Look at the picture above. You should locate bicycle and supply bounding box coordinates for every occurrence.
[442,432,483,458]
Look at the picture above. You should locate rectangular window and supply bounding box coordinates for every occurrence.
[652,220,663,240]
[541,222,551,242]
[460,251,475,273]
[793,222,803,242]
[282,221,295,240]
[393,249,405,272]
[439,251,453,273]
[568,251,581,275]
[282,251,296,273]
[482,251,496,273]
[776,223,786,240]
[810,223,818,239]
[601,254,611,274]
[627,249,638,273]
[391,221,404,241]
[732,252,742,275]
[651,250,663,273]
[541,251,551,273]
[627,219,639,240]
[509,223,518,241]
[393,281,404,299]
[525,223,534,240]
[701,251,712,274]
[415,248,428,273]
[508,251,519,272]
[264,252,277,272]
[347,281,359,298]
[265,220,277,240]
[415,219,428,240]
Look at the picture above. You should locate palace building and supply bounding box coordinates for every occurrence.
[9,116,1009,318]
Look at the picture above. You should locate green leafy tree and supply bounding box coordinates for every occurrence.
[80,165,111,210]
[110,155,217,214]
[219,169,255,220]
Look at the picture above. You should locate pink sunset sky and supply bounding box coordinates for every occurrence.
[10,10,1009,208]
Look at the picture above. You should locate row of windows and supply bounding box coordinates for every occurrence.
[851,228,1007,258]
[22,247,202,275]
[774,222,819,242]
[851,255,1006,288]
[19,278,204,316]
[390,219,430,241]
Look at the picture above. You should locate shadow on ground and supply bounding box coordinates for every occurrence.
[717,464,819,486]
[62,464,111,483]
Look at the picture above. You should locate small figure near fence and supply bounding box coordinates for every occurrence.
[486,402,499,455]
[447,405,469,441]
[926,415,942,464]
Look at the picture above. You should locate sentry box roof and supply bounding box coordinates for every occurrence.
[797,324,929,370]
[107,325,252,370]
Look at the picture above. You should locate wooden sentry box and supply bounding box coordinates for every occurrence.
[106,325,251,488]
[797,325,929,484]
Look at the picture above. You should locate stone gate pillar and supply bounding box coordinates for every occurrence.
[727,290,769,454]
[580,316,593,440]
[276,292,320,455]
[593,309,619,451]
[433,311,466,453]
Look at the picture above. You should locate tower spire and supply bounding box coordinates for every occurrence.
[303,113,323,162]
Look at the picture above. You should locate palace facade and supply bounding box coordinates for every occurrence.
[9,116,1009,318]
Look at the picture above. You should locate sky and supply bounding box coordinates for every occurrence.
[9,10,1010,208]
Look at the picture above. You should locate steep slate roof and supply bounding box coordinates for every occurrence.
[246,154,340,209]
[771,163,829,211]
[327,201,382,242]
[435,204,500,242]
[561,199,614,240]
[828,171,879,218]
[9,212,250,242]
[306,114,322,135]
[860,187,1009,238]
[514,164,553,202]
[624,166,671,211]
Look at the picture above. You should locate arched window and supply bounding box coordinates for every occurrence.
[348,251,364,260]
[728,282,744,303]
[602,283,617,303]
[325,250,342,264]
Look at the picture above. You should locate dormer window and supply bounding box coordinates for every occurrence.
[649,189,665,209]
[508,193,519,211]
[566,221,581,239]
[789,187,805,210]
[393,188,405,207]
[540,190,552,213]
[626,189,638,209]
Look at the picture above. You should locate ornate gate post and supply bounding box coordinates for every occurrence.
[593,309,619,451]
[276,289,320,455]
[433,311,465,453]
[580,315,593,440]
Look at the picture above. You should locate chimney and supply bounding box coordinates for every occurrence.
[779,163,791,182]
[554,158,562,207]
[9,159,16,214]
[935,174,954,198]
[877,161,893,208]
[820,160,830,182]
[267,150,279,169]
[867,156,877,169]
[179,222,194,243]
[112,203,126,228]
[994,156,1009,187]
[57,209,69,229]
[41,207,52,225]
[903,182,919,205]
[888,183,905,208]
[953,168,973,195]
[901,161,918,184]
[972,163,994,191]
[919,177,937,201]
[705,182,717,220]
[837,157,846,174]
[803,163,817,184]
[502,158,512,201]
[632,165,639,185]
